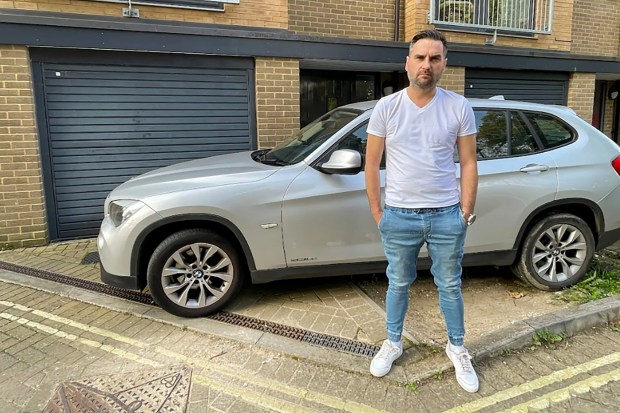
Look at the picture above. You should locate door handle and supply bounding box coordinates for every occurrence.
[520,164,549,173]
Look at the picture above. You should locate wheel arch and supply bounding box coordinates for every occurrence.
[130,214,255,290]
[512,198,605,259]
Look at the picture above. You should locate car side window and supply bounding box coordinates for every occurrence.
[475,110,508,160]
[522,111,574,149]
[510,111,539,155]
[336,122,386,169]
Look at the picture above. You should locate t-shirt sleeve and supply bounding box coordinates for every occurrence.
[367,98,387,138]
[458,100,477,137]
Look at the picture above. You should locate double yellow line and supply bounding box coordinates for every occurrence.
[0,300,386,413]
[443,349,620,413]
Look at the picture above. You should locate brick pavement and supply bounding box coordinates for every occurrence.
[0,238,619,402]
[0,281,410,412]
[0,239,406,347]
[1,280,620,412]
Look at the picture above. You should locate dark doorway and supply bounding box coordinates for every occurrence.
[300,70,378,127]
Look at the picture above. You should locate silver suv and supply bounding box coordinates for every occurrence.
[98,98,620,317]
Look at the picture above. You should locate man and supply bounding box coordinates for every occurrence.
[365,29,479,393]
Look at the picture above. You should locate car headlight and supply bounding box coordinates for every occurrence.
[108,200,146,227]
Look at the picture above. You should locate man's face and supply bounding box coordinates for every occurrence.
[405,39,447,90]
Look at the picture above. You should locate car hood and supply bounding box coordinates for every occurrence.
[109,151,278,200]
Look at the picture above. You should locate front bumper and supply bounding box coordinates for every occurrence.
[97,201,161,290]
[100,263,139,289]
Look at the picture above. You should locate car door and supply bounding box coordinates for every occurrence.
[464,109,558,254]
[281,121,386,266]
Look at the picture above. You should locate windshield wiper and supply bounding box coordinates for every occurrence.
[260,157,289,166]
[252,149,271,161]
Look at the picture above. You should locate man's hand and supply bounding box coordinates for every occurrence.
[371,209,383,226]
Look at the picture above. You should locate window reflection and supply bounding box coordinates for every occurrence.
[475,110,508,159]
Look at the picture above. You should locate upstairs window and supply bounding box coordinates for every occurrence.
[430,0,553,35]
[103,0,239,12]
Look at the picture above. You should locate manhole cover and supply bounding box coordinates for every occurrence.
[42,365,192,413]
[80,252,100,265]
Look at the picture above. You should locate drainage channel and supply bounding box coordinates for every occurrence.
[0,259,379,357]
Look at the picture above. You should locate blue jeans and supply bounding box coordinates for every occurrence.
[379,203,468,346]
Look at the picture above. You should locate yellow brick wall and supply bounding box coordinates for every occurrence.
[1,0,288,28]
[602,97,615,140]
[567,72,596,122]
[0,45,48,248]
[438,67,465,95]
[289,0,402,41]
[255,58,300,149]
[405,0,574,52]
[571,0,620,57]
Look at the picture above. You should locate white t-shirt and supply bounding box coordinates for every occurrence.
[367,87,477,208]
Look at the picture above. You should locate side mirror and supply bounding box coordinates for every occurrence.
[318,149,363,175]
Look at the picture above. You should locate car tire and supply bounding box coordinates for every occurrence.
[147,229,245,317]
[512,213,594,291]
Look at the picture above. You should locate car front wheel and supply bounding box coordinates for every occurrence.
[147,229,245,317]
[512,213,594,291]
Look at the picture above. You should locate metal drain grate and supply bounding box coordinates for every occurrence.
[208,312,380,357]
[80,251,100,265]
[0,260,154,305]
[0,260,380,357]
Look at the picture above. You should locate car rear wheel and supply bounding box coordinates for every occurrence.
[512,213,594,291]
[147,229,245,317]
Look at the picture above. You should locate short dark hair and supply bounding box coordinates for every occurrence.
[409,29,448,56]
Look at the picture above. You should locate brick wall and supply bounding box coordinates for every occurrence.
[602,95,615,140]
[289,0,401,41]
[567,72,596,122]
[1,0,287,29]
[404,0,574,52]
[438,67,465,95]
[255,58,300,149]
[0,45,48,248]
[572,0,620,57]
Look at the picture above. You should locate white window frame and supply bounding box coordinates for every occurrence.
[430,0,553,35]
[96,0,239,12]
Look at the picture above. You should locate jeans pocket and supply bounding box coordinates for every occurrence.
[456,207,468,230]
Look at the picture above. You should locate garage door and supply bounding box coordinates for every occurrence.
[465,69,568,105]
[31,50,255,240]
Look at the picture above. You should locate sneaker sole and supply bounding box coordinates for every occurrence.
[369,350,403,378]
[369,366,390,377]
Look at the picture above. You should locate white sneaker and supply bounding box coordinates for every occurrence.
[446,343,479,392]
[370,340,403,377]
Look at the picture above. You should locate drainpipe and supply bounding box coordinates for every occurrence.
[394,0,400,42]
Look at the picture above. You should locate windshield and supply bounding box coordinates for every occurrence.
[260,108,362,165]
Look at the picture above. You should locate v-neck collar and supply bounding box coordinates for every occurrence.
[404,87,439,111]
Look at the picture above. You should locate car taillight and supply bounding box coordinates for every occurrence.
[613,156,620,176]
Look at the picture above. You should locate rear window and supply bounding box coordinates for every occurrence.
[522,112,574,149]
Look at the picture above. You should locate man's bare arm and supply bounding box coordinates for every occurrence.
[456,134,478,216]
[365,134,385,225]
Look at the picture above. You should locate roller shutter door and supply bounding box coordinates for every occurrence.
[32,51,255,240]
[465,69,568,105]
